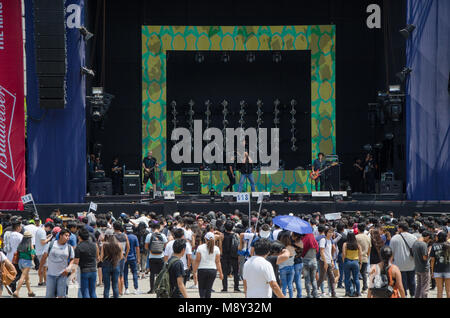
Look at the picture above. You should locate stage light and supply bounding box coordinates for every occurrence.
[385,133,394,140]
[195,52,204,63]
[81,66,95,77]
[363,144,373,152]
[210,189,215,203]
[389,85,401,94]
[396,67,412,83]
[273,52,282,63]
[283,188,289,202]
[79,26,93,41]
[221,52,230,63]
[389,103,402,122]
[399,24,416,39]
[374,142,384,150]
[246,52,255,63]
[92,108,102,122]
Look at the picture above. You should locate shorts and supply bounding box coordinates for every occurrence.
[97,261,103,268]
[19,259,33,270]
[119,258,125,277]
[433,272,450,279]
[143,172,155,185]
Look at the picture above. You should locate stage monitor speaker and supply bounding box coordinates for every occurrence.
[380,180,403,194]
[323,165,340,191]
[181,168,200,194]
[89,181,112,196]
[33,0,67,109]
[123,176,141,194]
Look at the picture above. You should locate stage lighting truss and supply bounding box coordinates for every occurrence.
[256,99,264,132]
[86,87,114,122]
[290,99,297,152]
[273,99,281,128]
[239,100,246,128]
[246,52,256,63]
[204,100,212,129]
[187,100,195,148]
[171,101,178,129]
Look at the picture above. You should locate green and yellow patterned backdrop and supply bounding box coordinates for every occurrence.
[142,25,336,194]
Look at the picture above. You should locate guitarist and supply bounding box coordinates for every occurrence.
[312,153,327,191]
[142,151,158,193]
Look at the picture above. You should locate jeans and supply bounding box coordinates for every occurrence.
[80,271,97,298]
[279,265,295,298]
[317,260,336,296]
[102,263,120,298]
[401,270,416,297]
[221,257,240,291]
[46,275,68,298]
[293,263,303,298]
[360,262,368,290]
[337,253,344,287]
[344,259,360,296]
[198,269,217,298]
[238,173,256,192]
[149,258,164,291]
[124,259,139,290]
[303,258,318,298]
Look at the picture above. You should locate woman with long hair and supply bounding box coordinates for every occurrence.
[369,228,385,265]
[342,232,362,297]
[368,246,405,298]
[430,231,450,298]
[301,233,319,298]
[192,231,223,298]
[277,230,296,298]
[101,231,123,298]
[12,232,35,298]
[136,222,149,279]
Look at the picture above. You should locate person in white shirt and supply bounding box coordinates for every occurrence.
[5,222,24,262]
[317,226,337,297]
[35,222,54,286]
[164,228,192,283]
[243,238,284,298]
[23,218,40,247]
[192,232,223,298]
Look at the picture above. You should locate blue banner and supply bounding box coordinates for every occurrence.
[26,0,86,203]
[406,0,450,200]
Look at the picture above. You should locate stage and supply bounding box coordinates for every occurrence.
[15,193,449,221]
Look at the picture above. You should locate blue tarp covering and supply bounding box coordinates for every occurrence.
[26,0,86,203]
[406,0,450,200]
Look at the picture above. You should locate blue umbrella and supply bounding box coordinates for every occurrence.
[273,215,313,234]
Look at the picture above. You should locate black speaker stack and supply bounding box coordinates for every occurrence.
[33,0,66,109]
[181,168,200,194]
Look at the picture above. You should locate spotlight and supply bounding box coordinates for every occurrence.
[273,52,282,63]
[246,52,255,63]
[399,24,416,39]
[363,144,373,152]
[221,52,230,63]
[396,67,412,83]
[210,189,215,203]
[81,66,95,77]
[374,142,384,150]
[283,188,289,202]
[389,103,402,122]
[91,108,102,122]
[195,52,204,63]
[79,26,93,41]
[385,133,394,140]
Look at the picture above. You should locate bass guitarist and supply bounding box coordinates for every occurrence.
[312,152,327,191]
[142,150,159,193]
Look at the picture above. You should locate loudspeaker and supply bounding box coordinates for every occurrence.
[123,176,141,194]
[380,180,403,193]
[89,181,112,195]
[323,164,340,191]
[33,0,66,109]
[181,168,200,194]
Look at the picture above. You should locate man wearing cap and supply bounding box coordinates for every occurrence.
[35,222,55,286]
[124,224,141,295]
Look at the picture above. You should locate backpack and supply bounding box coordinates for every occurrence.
[149,233,165,255]
[1,257,17,286]
[154,257,180,298]
[2,231,12,254]
[369,264,395,298]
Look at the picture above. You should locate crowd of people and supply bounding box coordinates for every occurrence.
[0,209,449,299]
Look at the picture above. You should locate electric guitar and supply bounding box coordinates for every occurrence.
[310,162,338,180]
[143,163,160,177]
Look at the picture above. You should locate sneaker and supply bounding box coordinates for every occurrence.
[187,284,198,289]
[234,288,242,292]
[125,289,130,295]
[147,289,154,294]
[221,289,228,292]
[134,290,142,295]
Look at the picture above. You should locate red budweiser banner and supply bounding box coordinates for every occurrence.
[0,0,25,210]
